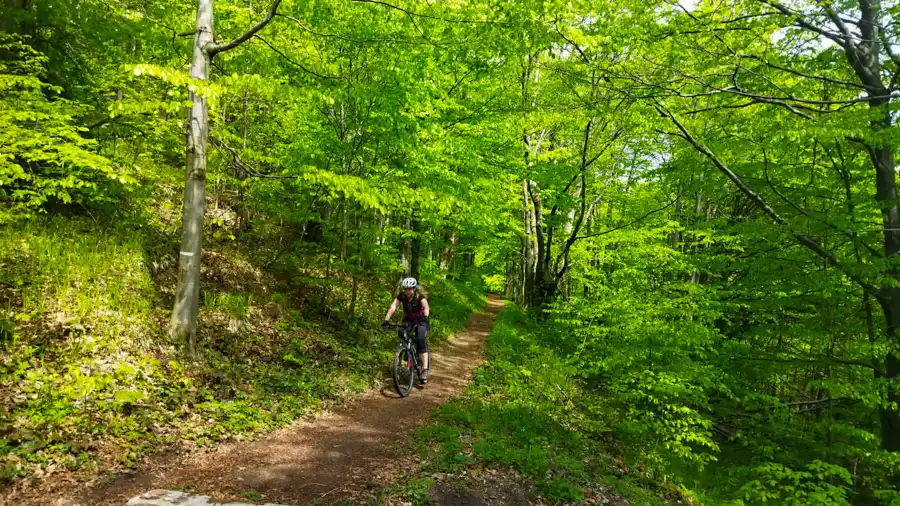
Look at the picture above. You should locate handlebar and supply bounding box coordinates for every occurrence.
[382,320,426,330]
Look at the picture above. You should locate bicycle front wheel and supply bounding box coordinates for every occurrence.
[392,345,415,397]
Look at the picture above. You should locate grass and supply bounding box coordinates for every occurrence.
[0,215,487,489]
[374,476,433,506]
[412,306,667,505]
[1,217,156,331]
[425,276,487,345]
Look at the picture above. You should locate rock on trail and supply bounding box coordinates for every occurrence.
[127,489,283,506]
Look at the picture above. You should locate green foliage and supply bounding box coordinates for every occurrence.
[0,316,16,347]
[481,274,506,294]
[537,209,895,503]
[366,475,434,506]
[203,291,253,320]
[417,308,658,505]
[0,34,133,220]
[732,461,852,506]
[398,476,434,506]
[4,0,900,502]
[426,278,487,344]
[0,214,485,484]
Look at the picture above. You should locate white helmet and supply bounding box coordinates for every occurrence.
[401,277,418,288]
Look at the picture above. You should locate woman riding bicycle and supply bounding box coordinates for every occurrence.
[383,277,430,384]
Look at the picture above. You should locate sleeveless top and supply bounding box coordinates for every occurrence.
[398,292,425,319]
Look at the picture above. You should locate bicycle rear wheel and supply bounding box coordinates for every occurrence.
[392,345,415,397]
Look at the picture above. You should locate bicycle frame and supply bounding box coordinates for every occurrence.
[387,323,422,369]
[385,321,429,396]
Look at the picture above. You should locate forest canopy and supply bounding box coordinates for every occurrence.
[2,0,900,503]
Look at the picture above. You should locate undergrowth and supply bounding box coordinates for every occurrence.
[0,216,485,489]
[413,306,667,506]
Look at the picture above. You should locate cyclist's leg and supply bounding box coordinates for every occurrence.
[400,320,418,370]
[415,322,429,372]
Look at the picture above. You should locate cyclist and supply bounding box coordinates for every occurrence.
[383,277,430,384]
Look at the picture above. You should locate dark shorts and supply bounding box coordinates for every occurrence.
[401,319,429,353]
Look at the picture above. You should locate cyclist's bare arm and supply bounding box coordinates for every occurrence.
[421,298,430,317]
[384,298,400,321]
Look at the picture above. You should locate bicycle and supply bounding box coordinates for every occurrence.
[384,322,430,397]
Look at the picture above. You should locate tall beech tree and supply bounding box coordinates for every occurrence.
[170,0,282,351]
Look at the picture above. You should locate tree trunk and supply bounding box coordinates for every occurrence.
[439,229,458,271]
[690,177,703,284]
[348,274,358,319]
[870,95,900,453]
[169,0,214,353]
[529,181,560,306]
[235,89,250,234]
[168,0,281,353]
[377,211,386,246]
[670,182,683,249]
[522,179,536,307]
[304,201,330,243]
[399,216,411,276]
[349,227,362,318]
[874,291,900,453]
[583,218,592,298]
[1,0,34,36]
[528,182,546,295]
[410,219,422,280]
[855,1,900,453]
[321,252,331,310]
[551,119,594,297]
[340,198,348,262]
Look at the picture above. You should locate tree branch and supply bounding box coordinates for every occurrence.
[577,200,677,239]
[276,13,418,44]
[763,150,883,258]
[350,0,505,24]
[758,0,851,48]
[555,118,594,283]
[879,26,900,68]
[738,53,870,91]
[252,35,342,80]
[820,2,858,44]
[208,0,283,56]
[656,101,783,224]
[655,100,877,293]
[732,354,878,371]
[554,22,592,66]
[446,68,476,97]
[583,129,622,169]
[213,139,296,179]
[847,135,890,173]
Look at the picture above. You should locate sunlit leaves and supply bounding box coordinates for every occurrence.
[0,35,132,221]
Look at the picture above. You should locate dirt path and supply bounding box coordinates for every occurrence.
[83,295,504,506]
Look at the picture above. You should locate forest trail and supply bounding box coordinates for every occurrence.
[83,295,505,506]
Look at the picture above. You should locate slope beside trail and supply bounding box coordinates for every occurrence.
[83,295,505,506]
